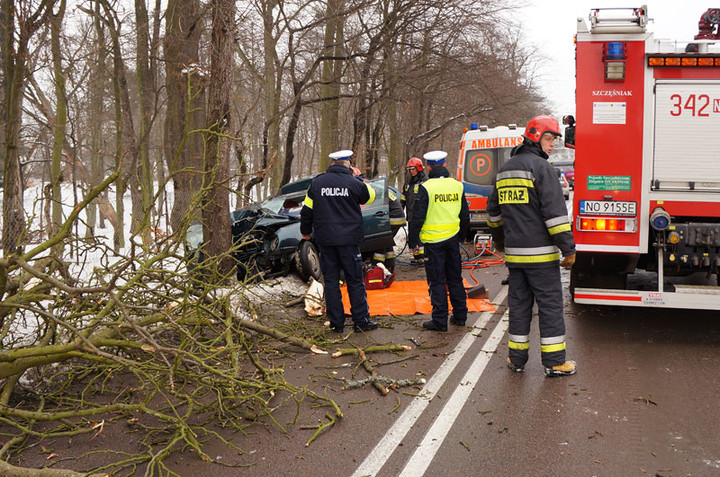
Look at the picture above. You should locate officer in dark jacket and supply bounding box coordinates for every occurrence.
[372,187,406,273]
[402,157,428,262]
[301,150,379,333]
[486,115,577,377]
[408,151,470,332]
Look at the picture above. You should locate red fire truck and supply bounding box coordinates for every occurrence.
[456,124,524,234]
[571,6,720,309]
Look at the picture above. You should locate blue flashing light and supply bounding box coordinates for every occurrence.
[606,42,624,60]
[470,123,479,130]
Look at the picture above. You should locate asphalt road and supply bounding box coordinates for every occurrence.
[352,269,720,477]
[165,249,720,476]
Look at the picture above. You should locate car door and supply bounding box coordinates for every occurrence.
[360,177,393,252]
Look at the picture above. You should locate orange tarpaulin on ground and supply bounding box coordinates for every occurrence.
[340,280,496,316]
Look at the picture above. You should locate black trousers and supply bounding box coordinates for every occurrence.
[507,266,566,367]
[318,244,370,329]
[423,236,468,325]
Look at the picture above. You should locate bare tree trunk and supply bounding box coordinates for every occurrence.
[134,0,155,240]
[87,0,105,237]
[110,51,124,251]
[319,0,343,171]
[1,0,54,255]
[203,0,235,276]
[261,0,282,193]
[100,0,139,250]
[164,0,204,232]
[49,0,67,257]
[1,0,23,255]
[282,81,303,186]
[0,0,7,190]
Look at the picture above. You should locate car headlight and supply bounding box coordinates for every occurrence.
[269,236,279,252]
[186,222,204,249]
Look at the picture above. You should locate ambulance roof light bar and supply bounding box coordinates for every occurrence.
[587,5,649,34]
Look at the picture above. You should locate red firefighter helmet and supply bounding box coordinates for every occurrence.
[523,115,562,143]
[406,157,424,171]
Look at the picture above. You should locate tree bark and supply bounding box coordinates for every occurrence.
[100,0,139,249]
[49,0,67,257]
[319,0,344,170]
[261,0,282,193]
[203,0,235,277]
[87,0,106,237]
[134,0,155,240]
[1,0,54,255]
[164,0,204,232]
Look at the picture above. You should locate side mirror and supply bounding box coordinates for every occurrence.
[564,125,575,148]
[562,115,576,148]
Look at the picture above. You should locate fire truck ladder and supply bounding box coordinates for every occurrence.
[579,6,648,34]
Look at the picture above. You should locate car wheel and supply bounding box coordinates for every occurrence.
[296,241,322,282]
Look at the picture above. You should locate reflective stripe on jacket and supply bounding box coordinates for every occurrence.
[408,166,469,248]
[486,142,575,268]
[300,164,374,246]
[388,188,407,227]
[419,177,464,244]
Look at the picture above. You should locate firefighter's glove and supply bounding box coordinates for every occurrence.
[560,253,576,269]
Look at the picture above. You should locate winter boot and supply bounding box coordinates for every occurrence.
[544,360,577,377]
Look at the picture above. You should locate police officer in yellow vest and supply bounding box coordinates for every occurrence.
[408,151,469,331]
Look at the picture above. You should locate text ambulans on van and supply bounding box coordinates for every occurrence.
[456,124,524,234]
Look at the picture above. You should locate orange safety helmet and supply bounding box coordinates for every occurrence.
[523,115,562,143]
[406,157,424,171]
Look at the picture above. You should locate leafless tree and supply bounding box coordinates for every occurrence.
[1,0,55,255]
[202,0,235,277]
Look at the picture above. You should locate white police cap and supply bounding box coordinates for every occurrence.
[329,149,353,161]
[423,150,447,165]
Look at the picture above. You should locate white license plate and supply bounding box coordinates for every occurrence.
[579,200,636,216]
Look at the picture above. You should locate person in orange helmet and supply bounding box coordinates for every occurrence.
[402,157,427,262]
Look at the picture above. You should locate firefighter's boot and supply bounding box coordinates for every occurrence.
[507,358,524,373]
[544,360,577,377]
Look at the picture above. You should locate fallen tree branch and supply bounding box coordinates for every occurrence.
[332,344,411,358]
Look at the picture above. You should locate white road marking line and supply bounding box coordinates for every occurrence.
[398,310,509,477]
[351,286,508,477]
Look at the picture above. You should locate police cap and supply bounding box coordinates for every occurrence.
[423,150,447,165]
[329,149,353,161]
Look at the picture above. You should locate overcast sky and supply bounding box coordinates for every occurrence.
[518,1,704,117]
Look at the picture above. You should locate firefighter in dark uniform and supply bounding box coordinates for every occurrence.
[372,187,406,273]
[402,157,428,262]
[486,115,577,377]
[301,150,379,333]
[408,151,469,332]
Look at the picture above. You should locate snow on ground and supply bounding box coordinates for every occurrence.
[1,179,315,347]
